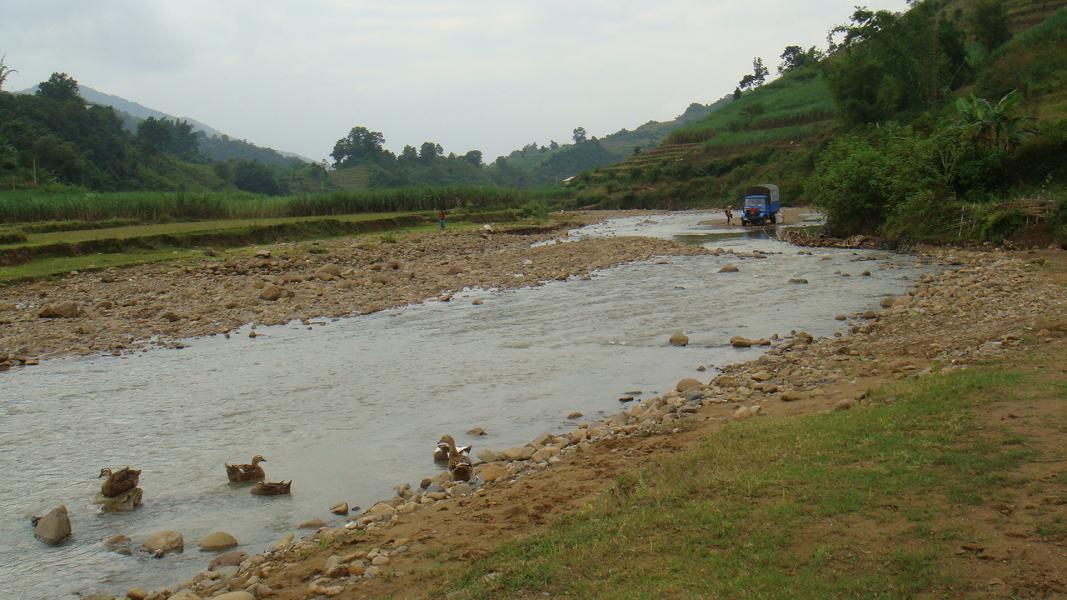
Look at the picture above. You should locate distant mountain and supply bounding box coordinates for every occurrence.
[17,83,310,167]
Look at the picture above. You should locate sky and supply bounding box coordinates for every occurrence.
[1,0,909,162]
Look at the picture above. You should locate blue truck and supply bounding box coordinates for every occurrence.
[740,184,781,226]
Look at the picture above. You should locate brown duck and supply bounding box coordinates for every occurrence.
[99,467,141,497]
[438,435,473,482]
[434,435,471,463]
[225,455,267,483]
[250,481,291,496]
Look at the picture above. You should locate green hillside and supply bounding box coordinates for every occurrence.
[568,0,1067,244]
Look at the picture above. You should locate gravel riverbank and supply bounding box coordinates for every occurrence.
[91,244,1066,600]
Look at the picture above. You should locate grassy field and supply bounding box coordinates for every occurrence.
[0,212,413,249]
[446,365,1060,598]
[0,186,560,223]
[668,71,837,147]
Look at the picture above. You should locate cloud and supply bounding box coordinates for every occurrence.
[0,0,909,160]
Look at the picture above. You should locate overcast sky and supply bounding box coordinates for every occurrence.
[2,0,908,161]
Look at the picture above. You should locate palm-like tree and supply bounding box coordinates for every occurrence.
[955,90,1030,151]
[0,55,17,91]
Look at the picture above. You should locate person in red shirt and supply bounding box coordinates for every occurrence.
[438,209,446,229]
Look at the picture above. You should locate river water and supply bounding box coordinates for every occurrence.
[1,212,926,599]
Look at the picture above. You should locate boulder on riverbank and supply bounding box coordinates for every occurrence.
[33,505,71,545]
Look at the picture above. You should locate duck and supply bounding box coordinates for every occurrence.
[434,435,471,463]
[438,435,473,482]
[250,481,291,496]
[225,455,267,483]
[99,467,141,498]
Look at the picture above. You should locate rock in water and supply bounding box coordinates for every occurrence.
[33,505,71,545]
[330,502,349,515]
[142,530,184,557]
[198,531,238,551]
[466,427,487,436]
[719,264,739,273]
[94,487,143,512]
[669,331,689,347]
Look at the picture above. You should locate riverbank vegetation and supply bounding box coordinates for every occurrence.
[448,362,1061,598]
[567,0,1067,246]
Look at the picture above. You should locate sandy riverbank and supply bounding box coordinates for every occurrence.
[0,218,706,368]
[95,243,1066,600]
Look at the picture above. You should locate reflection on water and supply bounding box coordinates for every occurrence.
[1,212,922,599]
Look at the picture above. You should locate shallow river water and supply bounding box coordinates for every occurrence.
[1,212,927,598]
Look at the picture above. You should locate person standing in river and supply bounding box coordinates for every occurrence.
[724,205,733,226]
[438,209,446,230]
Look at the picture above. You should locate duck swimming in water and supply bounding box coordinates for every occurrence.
[99,467,141,498]
[250,481,291,496]
[225,455,267,483]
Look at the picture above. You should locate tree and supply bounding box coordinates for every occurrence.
[463,149,483,167]
[0,55,17,92]
[733,87,743,100]
[549,140,559,150]
[136,117,173,155]
[971,0,1011,50]
[400,145,418,162]
[778,45,823,74]
[738,57,769,91]
[330,126,385,167]
[955,91,1030,151]
[572,127,587,144]
[418,141,443,162]
[36,72,80,102]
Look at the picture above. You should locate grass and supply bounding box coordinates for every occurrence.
[445,368,1039,599]
[668,70,837,146]
[0,186,565,224]
[0,212,413,249]
[0,249,203,282]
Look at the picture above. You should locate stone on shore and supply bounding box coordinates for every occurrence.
[331,502,349,515]
[166,591,202,600]
[834,398,857,411]
[669,331,689,347]
[273,533,294,550]
[34,505,71,545]
[198,531,237,551]
[209,550,247,570]
[38,301,81,319]
[675,378,703,393]
[142,530,184,557]
[258,285,286,301]
[298,519,326,529]
[126,588,148,600]
[475,448,501,463]
[478,463,507,483]
[208,593,253,600]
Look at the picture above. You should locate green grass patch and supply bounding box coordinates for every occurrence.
[447,369,1033,599]
[0,186,569,224]
[668,70,836,146]
[0,249,202,283]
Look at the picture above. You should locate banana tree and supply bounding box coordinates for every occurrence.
[0,55,17,91]
[955,90,1030,151]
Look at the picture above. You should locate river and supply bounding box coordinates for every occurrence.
[0,212,926,598]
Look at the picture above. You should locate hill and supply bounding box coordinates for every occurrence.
[568,0,1067,245]
[17,83,308,168]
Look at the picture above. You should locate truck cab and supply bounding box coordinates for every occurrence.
[740,184,781,226]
